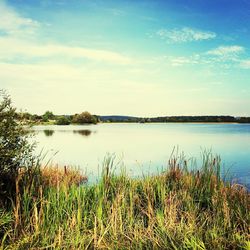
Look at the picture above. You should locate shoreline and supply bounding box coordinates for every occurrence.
[29,121,250,126]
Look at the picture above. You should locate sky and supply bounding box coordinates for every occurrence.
[0,0,250,116]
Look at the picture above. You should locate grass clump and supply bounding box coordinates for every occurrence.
[1,153,249,249]
[41,165,87,188]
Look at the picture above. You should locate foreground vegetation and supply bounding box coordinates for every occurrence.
[0,154,249,249]
[1,91,249,249]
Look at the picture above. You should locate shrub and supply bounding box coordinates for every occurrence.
[72,111,97,124]
[42,111,55,122]
[0,91,36,203]
[55,116,71,125]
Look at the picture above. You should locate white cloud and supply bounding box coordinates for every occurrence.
[0,1,39,35]
[170,57,191,66]
[156,27,216,43]
[0,1,131,65]
[207,46,244,56]
[169,56,200,67]
[240,60,250,69]
[0,37,132,64]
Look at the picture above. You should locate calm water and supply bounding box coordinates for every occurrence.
[32,123,250,186]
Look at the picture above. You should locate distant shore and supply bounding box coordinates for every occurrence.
[29,121,250,126]
[18,112,250,125]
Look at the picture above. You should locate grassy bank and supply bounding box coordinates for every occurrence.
[0,154,249,249]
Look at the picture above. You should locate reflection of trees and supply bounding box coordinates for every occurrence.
[73,130,92,136]
[44,130,55,137]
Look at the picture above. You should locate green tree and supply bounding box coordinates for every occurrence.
[31,114,42,121]
[0,91,36,202]
[55,116,71,125]
[72,112,97,124]
[42,111,55,122]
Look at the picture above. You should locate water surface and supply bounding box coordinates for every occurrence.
[32,123,250,186]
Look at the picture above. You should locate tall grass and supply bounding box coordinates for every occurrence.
[1,153,249,249]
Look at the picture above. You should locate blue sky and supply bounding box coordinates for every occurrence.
[0,0,250,116]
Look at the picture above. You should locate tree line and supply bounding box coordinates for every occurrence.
[16,112,250,125]
[99,115,250,123]
[17,111,99,125]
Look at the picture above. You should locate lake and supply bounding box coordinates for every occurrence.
[31,123,250,187]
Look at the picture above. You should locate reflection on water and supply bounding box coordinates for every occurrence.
[73,130,92,136]
[44,130,55,137]
[40,129,93,137]
[31,123,250,186]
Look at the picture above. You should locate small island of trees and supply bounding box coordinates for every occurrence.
[17,110,99,125]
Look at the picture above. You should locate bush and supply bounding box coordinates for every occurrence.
[72,111,97,124]
[42,111,55,122]
[0,91,36,203]
[55,116,71,125]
